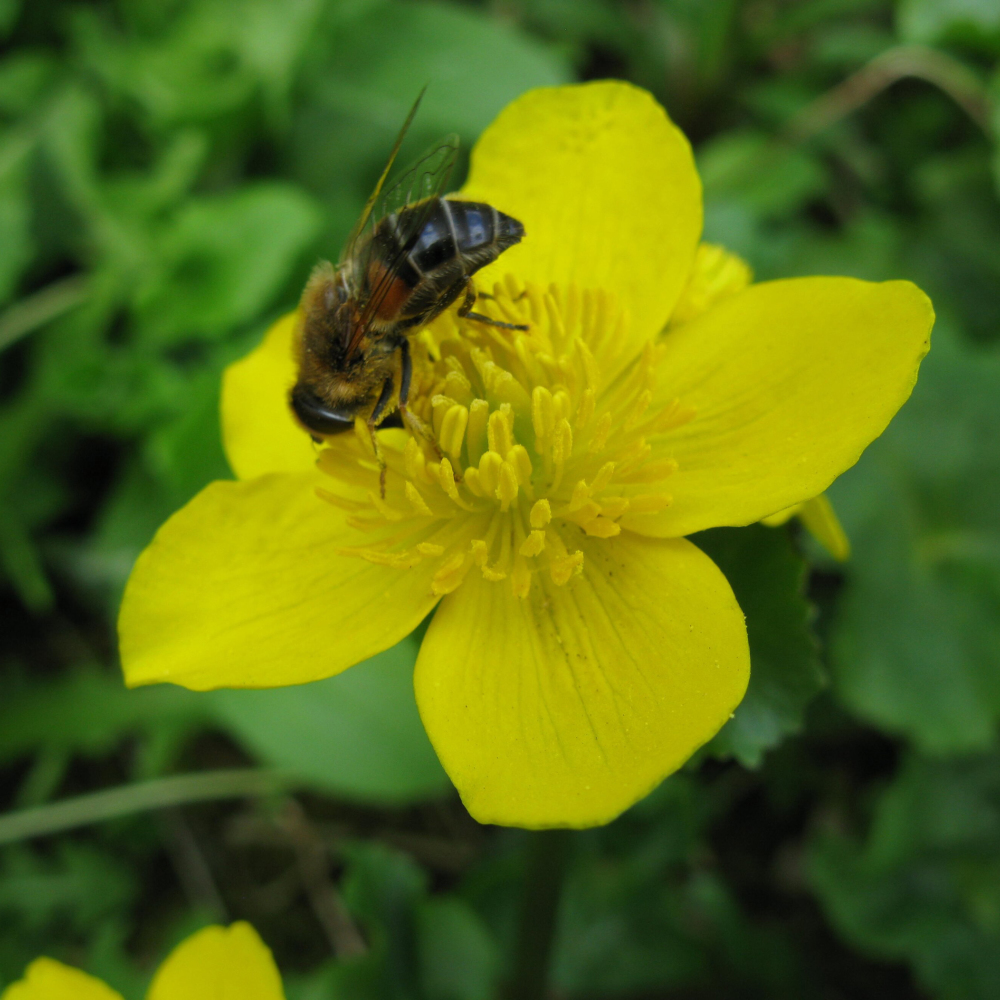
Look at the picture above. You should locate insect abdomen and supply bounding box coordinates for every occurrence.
[367,198,524,326]
[393,199,522,281]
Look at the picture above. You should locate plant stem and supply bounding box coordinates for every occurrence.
[787,44,991,142]
[507,828,571,1000]
[0,769,288,845]
[0,276,88,352]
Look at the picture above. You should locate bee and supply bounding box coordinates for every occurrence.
[290,92,527,466]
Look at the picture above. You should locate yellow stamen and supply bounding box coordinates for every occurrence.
[320,281,696,599]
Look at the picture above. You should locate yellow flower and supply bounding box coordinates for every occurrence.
[118,82,933,828]
[672,243,852,561]
[2,923,284,1000]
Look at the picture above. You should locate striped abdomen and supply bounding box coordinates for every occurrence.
[366,199,524,326]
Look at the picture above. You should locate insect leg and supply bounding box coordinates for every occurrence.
[464,311,528,331]
[371,375,395,424]
[458,279,528,331]
[476,290,526,304]
[368,376,394,497]
[396,340,449,471]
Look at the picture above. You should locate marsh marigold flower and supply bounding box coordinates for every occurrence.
[119,82,933,828]
[2,923,285,1000]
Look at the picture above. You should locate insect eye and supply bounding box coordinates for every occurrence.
[290,384,354,436]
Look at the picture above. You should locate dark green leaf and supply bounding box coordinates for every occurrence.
[207,635,450,804]
[697,525,825,767]
[829,327,1000,752]
[809,751,1000,1000]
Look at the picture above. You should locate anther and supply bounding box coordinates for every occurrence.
[405,481,434,516]
[497,462,519,511]
[599,497,630,518]
[529,499,551,529]
[487,407,514,457]
[589,412,612,453]
[466,398,490,465]
[618,457,678,483]
[627,494,673,513]
[532,386,556,444]
[478,451,503,496]
[550,551,584,586]
[507,444,533,484]
[582,517,621,538]
[591,461,616,492]
[520,530,546,557]
[432,549,473,595]
[367,490,405,521]
[438,458,473,509]
[439,404,469,462]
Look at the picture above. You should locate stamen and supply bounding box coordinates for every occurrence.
[497,462,519,512]
[530,499,552,529]
[520,530,546,557]
[478,451,503,496]
[404,481,434,516]
[487,407,514,457]
[439,403,469,462]
[466,398,490,465]
[432,549,474,594]
[367,491,406,522]
[321,279,697,599]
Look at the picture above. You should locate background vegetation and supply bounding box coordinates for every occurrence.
[1,0,999,997]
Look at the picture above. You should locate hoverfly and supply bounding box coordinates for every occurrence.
[290,91,526,471]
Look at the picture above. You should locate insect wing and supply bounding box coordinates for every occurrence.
[339,87,427,268]
[376,133,459,222]
[345,135,460,358]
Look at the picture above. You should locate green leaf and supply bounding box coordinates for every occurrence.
[829,326,1000,752]
[318,0,570,139]
[0,133,34,305]
[207,635,450,804]
[0,669,209,776]
[809,751,1000,1000]
[134,183,321,344]
[0,843,136,934]
[898,0,1000,46]
[698,129,827,220]
[291,0,571,244]
[696,525,825,767]
[416,897,499,1000]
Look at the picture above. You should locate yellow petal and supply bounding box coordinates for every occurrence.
[797,494,851,561]
[1,959,123,1000]
[119,473,441,690]
[460,81,701,350]
[414,534,749,828]
[760,494,850,561]
[759,503,800,527]
[221,312,317,480]
[668,242,753,328]
[630,277,933,538]
[147,923,284,1000]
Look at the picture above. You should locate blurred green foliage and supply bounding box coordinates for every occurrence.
[2,0,1000,997]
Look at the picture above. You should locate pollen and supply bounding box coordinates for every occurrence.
[317,277,695,597]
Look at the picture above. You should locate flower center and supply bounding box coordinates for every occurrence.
[315,276,694,598]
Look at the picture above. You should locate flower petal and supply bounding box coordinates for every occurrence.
[1,959,123,1000]
[147,924,284,1000]
[668,242,753,328]
[797,494,850,560]
[119,473,442,690]
[414,534,749,828]
[629,277,933,538]
[221,312,316,480]
[460,81,701,347]
[761,494,850,561]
